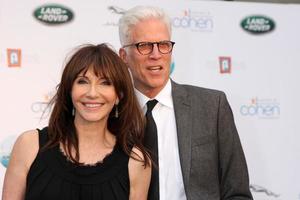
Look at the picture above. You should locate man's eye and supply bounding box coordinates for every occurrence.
[139,43,151,48]
[159,42,171,48]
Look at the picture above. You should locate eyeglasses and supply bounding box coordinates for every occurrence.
[123,40,175,55]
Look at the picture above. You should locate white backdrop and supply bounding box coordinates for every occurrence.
[1,0,300,199]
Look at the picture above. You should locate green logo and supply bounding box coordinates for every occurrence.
[33,4,74,25]
[241,15,275,34]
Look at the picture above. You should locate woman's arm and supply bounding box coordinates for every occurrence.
[2,130,39,200]
[128,147,151,200]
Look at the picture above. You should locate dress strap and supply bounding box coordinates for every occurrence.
[37,127,49,148]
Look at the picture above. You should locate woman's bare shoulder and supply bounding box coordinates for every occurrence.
[11,129,39,168]
[17,129,39,141]
[128,147,151,200]
[2,129,39,200]
[130,146,144,160]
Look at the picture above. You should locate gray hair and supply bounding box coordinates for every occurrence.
[118,6,172,46]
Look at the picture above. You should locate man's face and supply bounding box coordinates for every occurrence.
[120,18,172,98]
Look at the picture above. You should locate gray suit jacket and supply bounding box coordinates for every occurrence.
[171,80,253,200]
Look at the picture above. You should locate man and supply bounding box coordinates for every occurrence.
[118,6,253,200]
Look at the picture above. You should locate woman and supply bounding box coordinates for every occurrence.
[2,44,151,200]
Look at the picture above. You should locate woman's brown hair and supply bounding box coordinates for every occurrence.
[46,43,149,166]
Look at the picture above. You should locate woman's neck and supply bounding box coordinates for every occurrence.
[74,120,115,149]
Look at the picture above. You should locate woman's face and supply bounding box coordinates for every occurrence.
[71,67,119,125]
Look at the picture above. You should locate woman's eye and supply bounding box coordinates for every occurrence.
[101,80,112,85]
[77,78,88,84]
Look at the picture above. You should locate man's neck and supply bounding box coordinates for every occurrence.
[135,80,169,99]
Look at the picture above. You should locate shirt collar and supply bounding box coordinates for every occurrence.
[135,79,173,109]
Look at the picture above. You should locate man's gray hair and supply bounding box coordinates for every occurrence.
[118,6,172,46]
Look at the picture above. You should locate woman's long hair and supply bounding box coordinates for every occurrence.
[45,43,149,166]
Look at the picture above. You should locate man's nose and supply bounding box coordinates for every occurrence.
[149,44,162,59]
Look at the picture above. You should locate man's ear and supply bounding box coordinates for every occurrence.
[119,48,127,64]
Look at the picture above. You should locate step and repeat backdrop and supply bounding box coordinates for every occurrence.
[1,0,299,199]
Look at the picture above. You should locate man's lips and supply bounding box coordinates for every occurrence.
[147,66,163,72]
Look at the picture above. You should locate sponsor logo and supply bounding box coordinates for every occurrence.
[219,56,231,74]
[171,9,213,32]
[31,101,51,118]
[31,92,54,119]
[33,4,74,25]
[205,59,246,71]
[108,6,125,15]
[250,184,280,198]
[7,49,21,67]
[103,6,125,26]
[240,97,280,119]
[170,61,175,75]
[0,135,18,168]
[241,15,275,34]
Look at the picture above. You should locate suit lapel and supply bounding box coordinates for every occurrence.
[171,80,192,188]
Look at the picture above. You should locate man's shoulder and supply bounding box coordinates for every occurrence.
[171,80,225,97]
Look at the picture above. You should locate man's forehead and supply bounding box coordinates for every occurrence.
[130,20,170,40]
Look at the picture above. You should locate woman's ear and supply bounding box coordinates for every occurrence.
[116,91,124,105]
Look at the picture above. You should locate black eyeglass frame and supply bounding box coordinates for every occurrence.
[122,40,175,55]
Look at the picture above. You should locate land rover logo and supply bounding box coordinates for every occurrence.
[33,4,74,25]
[241,15,275,34]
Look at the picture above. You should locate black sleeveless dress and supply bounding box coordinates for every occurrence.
[25,127,130,200]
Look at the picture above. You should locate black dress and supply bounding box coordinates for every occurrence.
[25,127,130,200]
